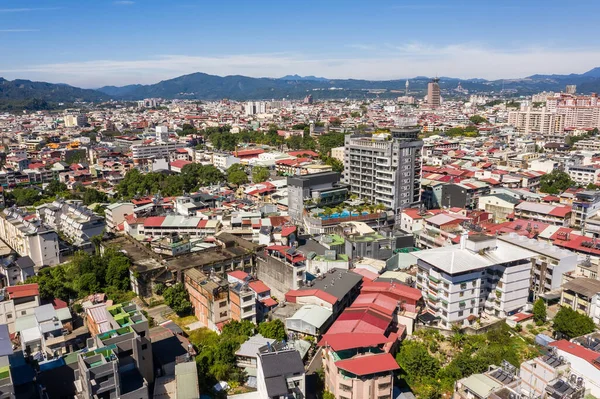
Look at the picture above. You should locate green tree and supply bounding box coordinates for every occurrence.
[45,180,68,197]
[6,188,43,206]
[257,319,286,341]
[533,298,547,325]
[178,123,197,136]
[251,166,270,183]
[587,183,598,190]
[286,135,303,150]
[163,283,193,316]
[226,164,249,186]
[318,132,345,156]
[396,341,440,380]
[553,306,595,339]
[540,170,575,194]
[469,115,487,125]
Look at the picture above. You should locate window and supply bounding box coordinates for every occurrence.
[458,310,464,317]
[21,311,26,316]
[6,314,11,319]
[459,292,464,297]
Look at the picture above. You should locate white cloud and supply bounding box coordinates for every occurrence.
[1,43,599,88]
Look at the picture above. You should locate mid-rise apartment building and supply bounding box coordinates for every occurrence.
[131,142,187,163]
[413,234,536,328]
[287,171,349,222]
[508,107,565,134]
[0,208,59,267]
[567,165,600,186]
[37,200,105,247]
[76,301,153,399]
[343,127,423,218]
[499,234,578,299]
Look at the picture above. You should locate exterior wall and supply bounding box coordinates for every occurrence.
[553,348,600,397]
[105,203,134,231]
[323,349,394,399]
[257,255,304,298]
[343,133,423,216]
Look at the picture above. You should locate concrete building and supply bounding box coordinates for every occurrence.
[64,113,87,128]
[427,78,441,108]
[256,345,305,399]
[499,233,577,299]
[75,314,153,399]
[0,324,14,399]
[413,234,536,328]
[287,171,349,222]
[478,194,521,223]
[560,278,600,322]
[184,269,230,331]
[508,107,565,134]
[343,127,423,218]
[212,153,240,170]
[567,165,600,186]
[330,146,345,163]
[0,283,40,334]
[131,142,187,163]
[519,353,570,399]
[0,208,60,267]
[514,201,572,226]
[37,200,105,247]
[257,245,307,298]
[104,202,134,232]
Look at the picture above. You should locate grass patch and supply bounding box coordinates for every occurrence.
[168,314,198,328]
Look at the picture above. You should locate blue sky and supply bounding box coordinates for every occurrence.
[1,0,599,87]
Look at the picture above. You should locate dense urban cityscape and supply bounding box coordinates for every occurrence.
[4,1,600,399]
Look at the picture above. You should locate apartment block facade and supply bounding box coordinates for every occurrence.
[0,208,60,267]
[414,234,536,328]
[343,127,423,219]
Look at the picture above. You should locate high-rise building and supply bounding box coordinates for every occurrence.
[507,107,565,134]
[566,85,577,94]
[343,126,423,218]
[427,77,441,108]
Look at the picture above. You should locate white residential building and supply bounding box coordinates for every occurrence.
[36,200,105,247]
[105,202,134,232]
[212,153,240,170]
[567,165,600,186]
[498,233,578,299]
[508,107,565,134]
[0,208,60,267]
[413,234,536,328]
[131,142,187,162]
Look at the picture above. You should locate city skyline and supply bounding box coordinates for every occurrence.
[1,0,600,87]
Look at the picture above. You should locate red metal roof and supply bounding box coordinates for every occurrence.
[227,270,249,280]
[248,280,271,294]
[335,353,399,376]
[318,332,394,351]
[7,283,39,299]
[360,281,422,302]
[261,297,278,307]
[280,226,296,237]
[143,216,166,227]
[550,340,600,364]
[170,160,192,169]
[285,289,338,305]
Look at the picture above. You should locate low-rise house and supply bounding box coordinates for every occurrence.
[256,345,305,399]
[560,278,600,323]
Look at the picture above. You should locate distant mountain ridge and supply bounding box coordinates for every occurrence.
[1,68,600,106]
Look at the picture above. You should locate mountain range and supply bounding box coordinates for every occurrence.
[2,68,600,108]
